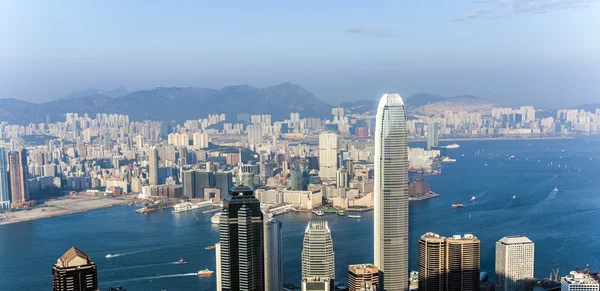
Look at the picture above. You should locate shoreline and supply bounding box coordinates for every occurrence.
[409,136,574,142]
[0,195,136,226]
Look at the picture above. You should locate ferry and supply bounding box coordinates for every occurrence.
[451,204,464,208]
[172,200,213,213]
[348,214,361,219]
[177,258,188,264]
[312,210,324,216]
[211,213,221,224]
[198,269,214,276]
[442,157,457,162]
[470,196,476,202]
[336,211,345,216]
[553,187,559,192]
[445,143,460,149]
[205,245,216,250]
[105,254,113,258]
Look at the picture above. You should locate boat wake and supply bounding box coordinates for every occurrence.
[106,246,165,258]
[102,272,198,285]
[107,261,180,272]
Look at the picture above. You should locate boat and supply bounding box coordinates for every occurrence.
[177,258,188,264]
[512,195,516,199]
[445,143,460,149]
[451,204,464,208]
[336,211,345,216]
[198,269,214,276]
[470,196,476,202]
[442,157,456,162]
[484,164,488,167]
[205,245,216,250]
[211,213,221,224]
[172,200,213,213]
[348,214,361,219]
[553,187,559,192]
[105,254,113,258]
[312,210,324,216]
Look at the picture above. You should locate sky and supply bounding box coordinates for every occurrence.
[0,0,599,108]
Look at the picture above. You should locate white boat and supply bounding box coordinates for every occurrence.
[442,157,456,162]
[470,196,476,202]
[553,187,559,192]
[211,213,221,224]
[105,254,113,258]
[445,143,460,149]
[172,200,213,213]
[512,195,516,199]
[348,214,361,219]
[312,210,324,216]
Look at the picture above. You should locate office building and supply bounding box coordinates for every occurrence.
[349,264,379,291]
[8,149,29,205]
[561,271,599,291]
[419,232,446,291]
[219,186,264,291]
[336,168,348,189]
[52,247,98,291]
[301,221,335,291]
[496,236,535,291]
[149,147,159,186]
[374,94,409,291]
[0,147,10,210]
[216,172,233,200]
[181,169,196,198]
[216,242,222,291]
[446,234,480,291]
[427,122,439,150]
[264,218,283,291]
[196,171,215,198]
[318,132,338,182]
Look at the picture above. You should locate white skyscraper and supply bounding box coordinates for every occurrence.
[302,221,335,291]
[319,132,338,182]
[496,236,535,291]
[374,94,409,291]
[247,124,263,145]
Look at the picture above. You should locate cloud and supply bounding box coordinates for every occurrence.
[341,28,400,38]
[453,0,598,21]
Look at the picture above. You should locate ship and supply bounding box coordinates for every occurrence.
[198,269,214,276]
[347,214,361,219]
[177,258,188,264]
[211,213,221,224]
[172,200,213,213]
[452,204,464,208]
[442,157,457,162]
[312,210,324,216]
[105,254,113,258]
[553,187,559,192]
[445,143,460,149]
[512,195,516,199]
[205,245,216,250]
[336,211,345,216]
[470,196,476,202]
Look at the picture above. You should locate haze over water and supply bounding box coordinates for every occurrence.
[1,137,599,291]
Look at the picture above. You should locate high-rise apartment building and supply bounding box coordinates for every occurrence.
[52,247,98,291]
[0,147,10,210]
[496,236,535,291]
[264,218,283,291]
[374,94,409,291]
[301,221,335,291]
[419,232,446,291]
[349,264,379,291]
[561,271,599,291]
[426,122,439,150]
[318,132,338,182]
[149,147,159,186]
[446,234,480,291]
[219,186,264,291]
[8,149,29,205]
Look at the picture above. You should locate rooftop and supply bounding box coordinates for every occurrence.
[378,94,404,108]
[499,235,533,245]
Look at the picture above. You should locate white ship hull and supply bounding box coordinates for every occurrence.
[172,200,213,213]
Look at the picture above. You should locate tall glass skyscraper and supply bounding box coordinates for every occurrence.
[374,94,409,291]
[149,147,159,186]
[0,147,10,210]
[301,220,335,291]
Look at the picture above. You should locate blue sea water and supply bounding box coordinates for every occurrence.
[1,137,600,290]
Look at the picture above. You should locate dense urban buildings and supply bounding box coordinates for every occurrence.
[52,247,98,291]
[348,264,379,291]
[0,147,10,210]
[496,236,535,291]
[219,185,264,291]
[264,218,283,291]
[374,94,410,291]
[301,221,335,291]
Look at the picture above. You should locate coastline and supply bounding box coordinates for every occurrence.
[409,136,575,142]
[0,195,136,226]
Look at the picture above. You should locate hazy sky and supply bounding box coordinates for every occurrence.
[1,0,598,108]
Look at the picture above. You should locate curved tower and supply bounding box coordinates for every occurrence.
[374,94,409,291]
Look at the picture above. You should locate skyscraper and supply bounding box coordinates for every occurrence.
[264,218,283,291]
[8,149,29,205]
[446,234,480,291]
[349,264,379,291]
[52,247,98,291]
[0,147,10,210]
[219,185,264,291]
[301,221,335,291]
[418,232,446,291]
[318,132,338,182]
[426,122,439,150]
[216,242,222,291]
[181,169,196,198]
[149,147,159,186]
[495,236,535,291]
[374,94,409,291]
